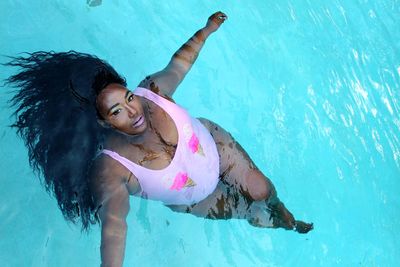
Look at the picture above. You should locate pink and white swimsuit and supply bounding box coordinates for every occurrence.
[102,87,220,205]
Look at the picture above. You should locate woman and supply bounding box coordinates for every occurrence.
[5,12,312,267]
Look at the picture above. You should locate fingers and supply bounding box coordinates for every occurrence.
[210,11,228,24]
[205,11,227,33]
[215,11,228,21]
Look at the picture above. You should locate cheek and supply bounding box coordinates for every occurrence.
[110,113,131,129]
[134,98,144,111]
[108,118,124,128]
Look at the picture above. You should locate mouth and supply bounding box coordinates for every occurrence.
[132,115,145,128]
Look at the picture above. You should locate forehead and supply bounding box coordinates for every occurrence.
[97,84,128,103]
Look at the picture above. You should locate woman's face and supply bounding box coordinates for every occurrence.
[96,83,148,135]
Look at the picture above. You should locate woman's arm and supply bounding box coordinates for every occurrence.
[138,11,227,97]
[98,183,130,267]
[91,158,131,267]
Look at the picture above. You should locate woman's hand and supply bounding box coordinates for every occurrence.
[204,11,227,34]
[140,11,227,98]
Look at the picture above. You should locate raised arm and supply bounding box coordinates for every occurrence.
[138,11,227,97]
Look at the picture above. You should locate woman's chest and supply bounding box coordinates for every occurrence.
[146,100,178,146]
[130,141,177,170]
[127,101,179,170]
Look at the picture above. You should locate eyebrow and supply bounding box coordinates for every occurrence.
[125,90,131,99]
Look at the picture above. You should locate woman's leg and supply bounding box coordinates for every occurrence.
[175,118,313,233]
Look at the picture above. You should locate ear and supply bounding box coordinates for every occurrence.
[97,119,114,129]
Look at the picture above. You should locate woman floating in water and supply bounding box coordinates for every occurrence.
[5,12,312,266]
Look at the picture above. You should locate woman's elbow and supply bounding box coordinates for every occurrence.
[101,217,127,237]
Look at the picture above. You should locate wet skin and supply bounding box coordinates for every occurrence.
[96,84,148,136]
[96,83,313,234]
[96,83,180,172]
[93,12,312,267]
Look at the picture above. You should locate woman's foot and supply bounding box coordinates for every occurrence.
[270,201,313,233]
[294,220,314,233]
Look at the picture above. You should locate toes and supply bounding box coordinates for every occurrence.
[295,221,314,234]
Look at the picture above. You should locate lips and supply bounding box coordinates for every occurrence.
[132,115,144,128]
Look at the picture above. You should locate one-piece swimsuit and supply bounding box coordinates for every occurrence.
[102,87,220,205]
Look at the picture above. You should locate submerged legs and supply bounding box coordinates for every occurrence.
[168,118,313,234]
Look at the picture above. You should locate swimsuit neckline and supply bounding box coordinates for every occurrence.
[114,88,182,173]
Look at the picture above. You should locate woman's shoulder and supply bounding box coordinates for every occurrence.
[91,149,134,184]
[137,76,175,103]
[89,152,132,206]
[137,75,152,89]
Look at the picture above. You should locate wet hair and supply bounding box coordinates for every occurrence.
[3,51,126,231]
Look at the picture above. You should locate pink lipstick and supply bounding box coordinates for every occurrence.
[132,115,144,128]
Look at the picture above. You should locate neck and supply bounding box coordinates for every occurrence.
[105,123,155,148]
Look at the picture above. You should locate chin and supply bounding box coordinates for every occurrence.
[126,122,148,136]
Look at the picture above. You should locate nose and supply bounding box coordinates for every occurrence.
[125,105,137,118]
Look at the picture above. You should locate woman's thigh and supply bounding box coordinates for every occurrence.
[198,118,275,202]
[167,181,250,219]
[167,118,276,219]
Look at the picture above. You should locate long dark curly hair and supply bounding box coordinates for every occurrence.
[4,51,126,231]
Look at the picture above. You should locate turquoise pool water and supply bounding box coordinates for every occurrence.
[0,1,399,266]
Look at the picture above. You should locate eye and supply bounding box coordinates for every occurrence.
[127,93,134,102]
[111,108,122,116]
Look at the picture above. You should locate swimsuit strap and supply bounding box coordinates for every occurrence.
[101,149,137,174]
[134,87,166,107]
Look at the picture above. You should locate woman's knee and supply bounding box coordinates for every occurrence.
[245,169,273,201]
